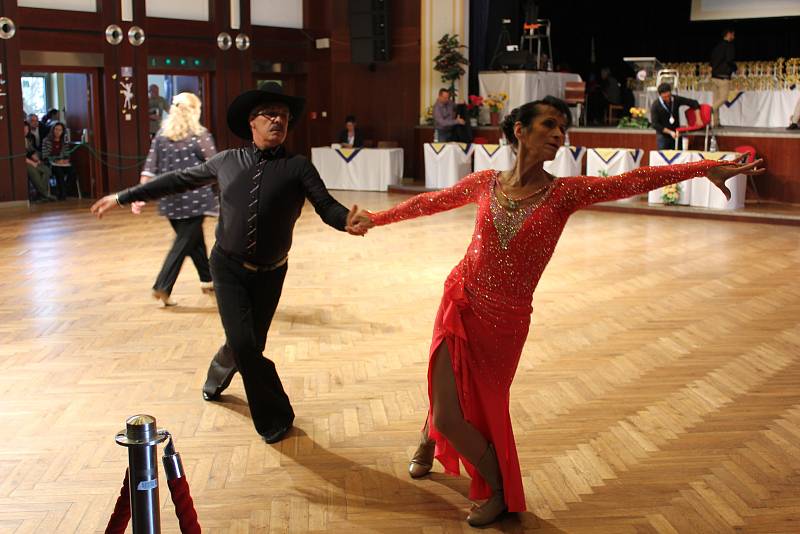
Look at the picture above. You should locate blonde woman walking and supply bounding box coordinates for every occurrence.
[134,92,217,306]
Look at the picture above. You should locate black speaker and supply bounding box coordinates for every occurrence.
[348,0,391,63]
[494,51,536,70]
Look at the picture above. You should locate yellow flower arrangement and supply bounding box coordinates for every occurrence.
[629,107,647,118]
[484,92,508,113]
[661,183,682,205]
[618,107,650,129]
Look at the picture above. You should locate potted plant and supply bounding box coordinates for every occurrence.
[617,107,650,129]
[433,33,469,98]
[484,92,508,125]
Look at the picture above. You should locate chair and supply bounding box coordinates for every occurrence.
[656,69,679,92]
[564,81,586,126]
[735,144,760,204]
[674,103,712,150]
[606,104,624,125]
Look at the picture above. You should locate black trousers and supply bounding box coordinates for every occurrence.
[51,165,75,200]
[153,216,211,295]
[208,246,293,435]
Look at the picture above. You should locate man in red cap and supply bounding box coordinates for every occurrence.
[92,83,366,443]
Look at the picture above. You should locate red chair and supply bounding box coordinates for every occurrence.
[472,136,489,145]
[735,144,760,203]
[675,103,712,150]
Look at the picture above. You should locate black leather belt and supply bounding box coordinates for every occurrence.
[215,245,288,272]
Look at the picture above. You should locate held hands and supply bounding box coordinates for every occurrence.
[706,157,765,201]
[345,204,375,236]
[131,201,146,215]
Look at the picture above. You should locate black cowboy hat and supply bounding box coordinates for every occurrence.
[226,82,305,140]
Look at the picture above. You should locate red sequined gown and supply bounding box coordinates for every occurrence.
[369,160,727,512]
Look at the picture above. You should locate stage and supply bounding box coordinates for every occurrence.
[413,125,800,205]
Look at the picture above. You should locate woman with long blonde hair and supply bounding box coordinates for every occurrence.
[133,91,218,306]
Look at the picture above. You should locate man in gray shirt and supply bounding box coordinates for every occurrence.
[433,88,464,142]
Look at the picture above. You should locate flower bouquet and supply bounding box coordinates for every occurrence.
[484,92,508,125]
[617,107,650,129]
[467,94,484,124]
[661,183,682,205]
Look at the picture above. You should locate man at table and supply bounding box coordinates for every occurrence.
[650,83,700,150]
[336,115,364,148]
[433,88,464,142]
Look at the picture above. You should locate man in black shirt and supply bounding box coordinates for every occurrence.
[710,28,736,127]
[91,84,366,443]
[650,83,701,150]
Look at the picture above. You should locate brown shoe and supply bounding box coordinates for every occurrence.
[466,444,507,527]
[152,289,177,307]
[408,431,436,478]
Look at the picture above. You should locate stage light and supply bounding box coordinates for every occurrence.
[165,58,172,65]
[179,58,187,66]
[193,59,201,66]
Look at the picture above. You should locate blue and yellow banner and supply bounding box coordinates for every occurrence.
[335,147,362,163]
[428,142,447,155]
[656,150,683,164]
[480,144,502,157]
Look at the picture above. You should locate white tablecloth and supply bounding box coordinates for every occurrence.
[311,147,404,191]
[647,150,744,209]
[479,71,583,121]
[424,143,474,189]
[587,148,644,202]
[543,146,585,177]
[634,89,800,128]
[473,144,515,172]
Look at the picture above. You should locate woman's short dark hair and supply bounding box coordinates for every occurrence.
[345,115,356,124]
[500,96,571,147]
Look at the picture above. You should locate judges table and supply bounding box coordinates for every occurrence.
[424,142,474,189]
[479,71,583,121]
[543,145,585,177]
[473,144,515,172]
[586,148,644,201]
[311,147,404,191]
[647,150,745,209]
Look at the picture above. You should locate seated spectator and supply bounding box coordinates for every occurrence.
[41,121,76,200]
[27,113,43,152]
[40,108,60,139]
[588,67,621,125]
[449,102,474,143]
[24,121,56,201]
[336,115,364,148]
[788,96,800,130]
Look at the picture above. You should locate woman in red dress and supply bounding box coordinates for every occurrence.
[353,97,763,526]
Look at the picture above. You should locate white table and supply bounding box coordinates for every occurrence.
[543,146,585,177]
[311,147,404,191]
[634,89,800,128]
[688,151,746,209]
[587,148,644,202]
[473,144,515,172]
[424,142,474,189]
[478,70,582,121]
[647,150,745,209]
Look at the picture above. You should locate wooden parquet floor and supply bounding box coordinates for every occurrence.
[0,194,799,533]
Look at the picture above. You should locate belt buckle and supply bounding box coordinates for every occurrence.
[242,261,259,272]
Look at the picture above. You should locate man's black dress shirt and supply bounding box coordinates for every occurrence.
[650,95,700,137]
[710,40,736,79]
[118,144,349,266]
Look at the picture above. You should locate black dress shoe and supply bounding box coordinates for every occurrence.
[787,123,799,130]
[260,423,293,444]
[202,367,237,401]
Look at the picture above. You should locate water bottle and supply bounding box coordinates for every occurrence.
[433,129,439,143]
[709,135,718,152]
[564,131,571,147]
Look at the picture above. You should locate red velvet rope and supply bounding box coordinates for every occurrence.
[105,469,201,533]
[104,469,131,534]
[168,476,202,534]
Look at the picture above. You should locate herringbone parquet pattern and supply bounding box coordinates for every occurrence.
[0,194,798,533]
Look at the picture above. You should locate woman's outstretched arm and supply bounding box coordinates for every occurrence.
[561,158,764,211]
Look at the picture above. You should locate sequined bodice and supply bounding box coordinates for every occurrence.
[370,161,725,308]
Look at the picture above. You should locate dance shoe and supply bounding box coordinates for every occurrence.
[260,422,293,444]
[466,444,507,527]
[201,367,236,401]
[152,289,177,307]
[408,431,436,478]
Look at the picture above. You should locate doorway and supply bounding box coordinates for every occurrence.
[146,72,210,136]
[21,68,101,199]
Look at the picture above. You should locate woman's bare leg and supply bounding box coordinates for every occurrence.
[430,341,487,465]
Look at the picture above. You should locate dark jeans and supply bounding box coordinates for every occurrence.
[153,216,211,295]
[51,165,75,200]
[208,246,293,435]
[657,134,674,150]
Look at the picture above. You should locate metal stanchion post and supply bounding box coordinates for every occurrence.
[115,415,169,534]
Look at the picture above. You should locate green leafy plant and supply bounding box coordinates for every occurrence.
[433,34,469,98]
[618,107,651,129]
